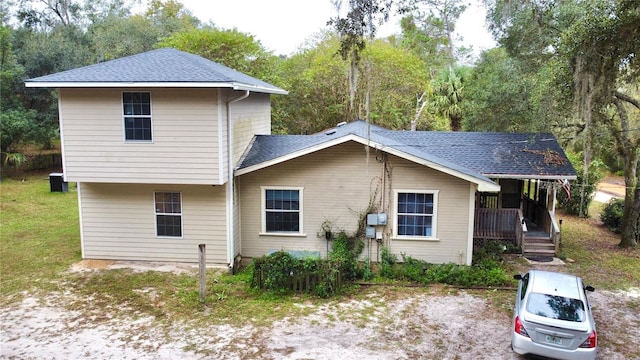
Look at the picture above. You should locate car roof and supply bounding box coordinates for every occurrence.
[528,270,583,300]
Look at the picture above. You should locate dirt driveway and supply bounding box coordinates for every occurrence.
[1,263,638,359]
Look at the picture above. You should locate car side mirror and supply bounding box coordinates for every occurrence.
[584,285,595,292]
[514,274,523,280]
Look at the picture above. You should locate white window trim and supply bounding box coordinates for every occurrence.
[260,186,305,237]
[154,191,183,238]
[122,91,154,143]
[392,189,439,241]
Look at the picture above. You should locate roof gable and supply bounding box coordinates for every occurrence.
[25,48,287,94]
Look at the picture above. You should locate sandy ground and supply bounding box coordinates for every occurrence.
[1,261,638,360]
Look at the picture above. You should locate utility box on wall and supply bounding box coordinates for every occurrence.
[366,226,376,239]
[367,213,387,226]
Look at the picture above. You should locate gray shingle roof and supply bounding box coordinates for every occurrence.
[25,48,287,94]
[237,120,576,182]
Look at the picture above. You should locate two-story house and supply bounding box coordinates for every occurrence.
[27,48,576,270]
[26,48,286,268]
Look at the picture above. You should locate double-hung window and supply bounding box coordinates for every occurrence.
[394,190,438,239]
[155,192,182,237]
[123,92,152,141]
[262,187,303,234]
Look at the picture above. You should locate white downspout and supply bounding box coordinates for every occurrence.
[226,90,250,271]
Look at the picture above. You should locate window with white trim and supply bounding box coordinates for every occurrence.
[262,187,303,234]
[123,92,152,141]
[394,190,438,238]
[155,192,182,237]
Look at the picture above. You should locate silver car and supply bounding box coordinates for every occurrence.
[511,270,597,360]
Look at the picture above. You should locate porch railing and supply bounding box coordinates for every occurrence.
[547,210,561,254]
[473,208,520,240]
[517,209,527,249]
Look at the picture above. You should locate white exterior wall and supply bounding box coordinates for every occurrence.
[230,93,271,165]
[237,141,474,265]
[58,88,271,185]
[59,88,220,184]
[79,182,228,264]
[386,160,472,265]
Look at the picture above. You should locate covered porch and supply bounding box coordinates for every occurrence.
[473,178,563,257]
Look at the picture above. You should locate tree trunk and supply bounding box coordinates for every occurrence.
[348,52,358,119]
[612,92,639,248]
[411,92,427,131]
[618,154,639,248]
[450,114,462,132]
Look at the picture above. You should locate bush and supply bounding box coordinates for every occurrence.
[329,232,364,280]
[250,251,298,292]
[399,253,427,282]
[250,251,341,297]
[375,249,509,287]
[600,198,625,234]
[379,247,397,278]
[473,240,506,265]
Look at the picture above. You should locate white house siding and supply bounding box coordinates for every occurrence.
[233,179,242,262]
[230,92,271,165]
[386,159,473,265]
[238,142,382,258]
[79,183,228,264]
[59,88,223,184]
[237,141,474,265]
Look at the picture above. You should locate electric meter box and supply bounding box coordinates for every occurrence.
[367,213,387,226]
[366,226,376,239]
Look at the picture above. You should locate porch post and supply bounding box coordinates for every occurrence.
[466,184,476,266]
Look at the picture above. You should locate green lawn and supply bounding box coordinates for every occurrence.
[1,172,81,300]
[555,207,640,290]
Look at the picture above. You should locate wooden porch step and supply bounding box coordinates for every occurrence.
[523,249,556,258]
[523,234,555,257]
[523,244,555,253]
[525,236,553,243]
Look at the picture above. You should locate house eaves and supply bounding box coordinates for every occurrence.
[485,173,577,180]
[24,81,289,95]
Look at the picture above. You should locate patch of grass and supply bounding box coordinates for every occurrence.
[1,173,81,302]
[66,267,317,327]
[557,209,640,290]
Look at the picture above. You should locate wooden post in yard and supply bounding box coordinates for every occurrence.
[199,244,206,303]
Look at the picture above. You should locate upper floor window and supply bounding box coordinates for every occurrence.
[262,187,303,234]
[394,190,438,239]
[123,92,152,141]
[155,192,182,237]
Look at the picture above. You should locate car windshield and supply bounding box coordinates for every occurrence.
[526,292,586,322]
